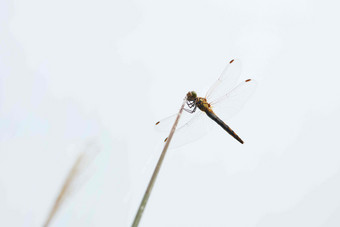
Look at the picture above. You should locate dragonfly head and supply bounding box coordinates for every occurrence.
[186,91,197,101]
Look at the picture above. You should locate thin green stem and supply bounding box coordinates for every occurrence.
[131,98,187,227]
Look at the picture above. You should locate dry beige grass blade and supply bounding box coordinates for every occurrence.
[43,142,100,227]
[131,97,187,227]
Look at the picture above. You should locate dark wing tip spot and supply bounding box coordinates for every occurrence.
[229,59,235,64]
[155,121,160,125]
[245,79,251,82]
[164,137,168,142]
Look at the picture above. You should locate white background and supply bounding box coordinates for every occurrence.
[1,0,340,226]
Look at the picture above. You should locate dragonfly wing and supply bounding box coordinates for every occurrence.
[155,113,179,132]
[170,111,210,148]
[210,79,257,121]
[205,59,242,102]
[155,111,210,148]
[155,110,200,132]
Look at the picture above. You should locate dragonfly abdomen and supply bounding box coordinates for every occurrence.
[205,111,244,144]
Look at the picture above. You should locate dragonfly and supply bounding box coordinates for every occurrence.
[155,59,256,147]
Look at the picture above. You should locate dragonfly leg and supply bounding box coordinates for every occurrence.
[184,105,197,114]
[186,100,196,108]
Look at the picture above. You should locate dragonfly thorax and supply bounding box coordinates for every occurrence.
[196,97,212,112]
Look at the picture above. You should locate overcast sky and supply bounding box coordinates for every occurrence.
[1,0,340,226]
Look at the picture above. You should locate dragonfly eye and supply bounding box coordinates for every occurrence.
[191,91,197,98]
[186,91,197,101]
